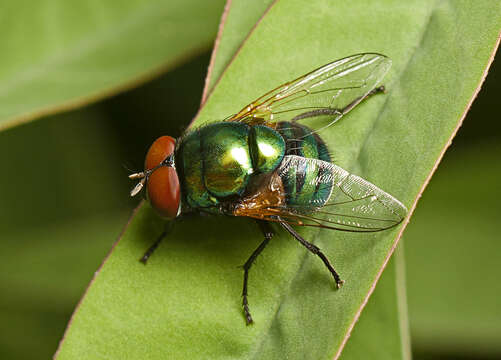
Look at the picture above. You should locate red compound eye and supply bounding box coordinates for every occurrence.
[144,136,180,218]
[145,136,176,171]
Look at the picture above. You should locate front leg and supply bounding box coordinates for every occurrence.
[241,221,274,325]
[140,221,174,264]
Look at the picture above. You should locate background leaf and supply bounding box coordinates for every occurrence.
[406,141,501,358]
[54,1,500,360]
[341,244,411,360]
[0,0,225,131]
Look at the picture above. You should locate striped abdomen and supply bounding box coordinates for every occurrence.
[277,122,333,208]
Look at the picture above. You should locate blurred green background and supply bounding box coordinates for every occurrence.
[0,5,499,360]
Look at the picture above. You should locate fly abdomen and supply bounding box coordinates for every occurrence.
[277,122,333,209]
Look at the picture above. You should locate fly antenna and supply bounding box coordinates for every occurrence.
[130,177,146,197]
[129,171,147,197]
[129,157,172,197]
[129,171,145,180]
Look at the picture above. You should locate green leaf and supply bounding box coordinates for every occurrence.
[56,1,500,359]
[202,0,274,99]
[0,0,225,132]
[406,142,501,356]
[341,243,411,360]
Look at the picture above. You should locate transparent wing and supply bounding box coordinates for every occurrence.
[234,155,407,232]
[228,53,391,134]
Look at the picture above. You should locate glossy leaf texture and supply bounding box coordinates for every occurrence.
[56,1,500,359]
[0,0,225,131]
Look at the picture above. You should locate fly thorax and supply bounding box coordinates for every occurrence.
[249,125,285,174]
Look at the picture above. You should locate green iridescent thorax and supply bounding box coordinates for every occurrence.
[202,122,252,198]
[249,125,285,173]
[175,128,215,209]
[176,122,286,212]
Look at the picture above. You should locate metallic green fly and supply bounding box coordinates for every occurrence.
[129,53,407,324]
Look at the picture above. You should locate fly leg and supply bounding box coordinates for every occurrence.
[140,221,174,264]
[291,85,386,122]
[337,85,386,116]
[278,218,344,289]
[241,221,274,325]
[368,85,386,96]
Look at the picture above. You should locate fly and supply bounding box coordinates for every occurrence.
[129,53,407,325]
